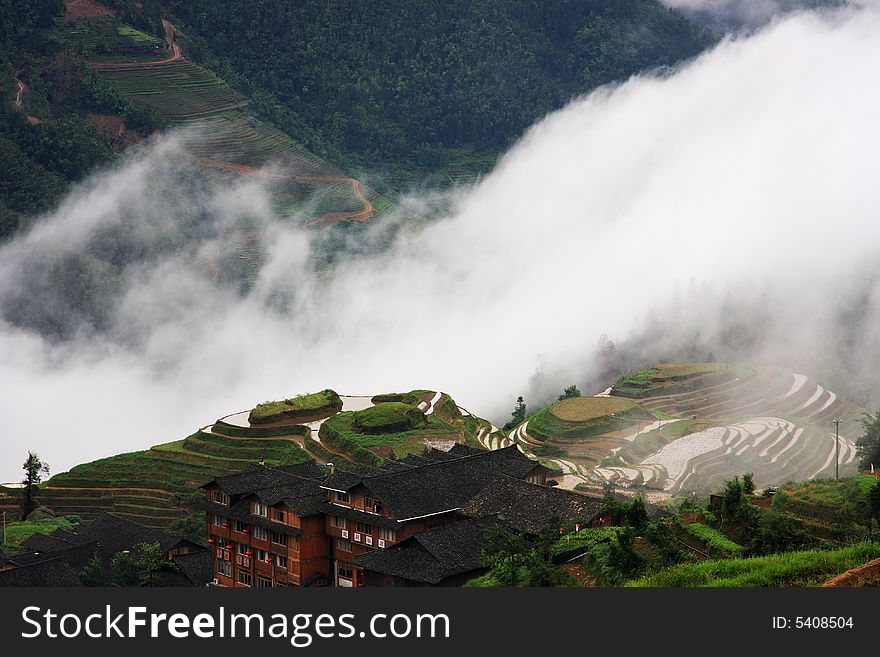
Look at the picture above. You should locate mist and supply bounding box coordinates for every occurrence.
[2,6,880,481]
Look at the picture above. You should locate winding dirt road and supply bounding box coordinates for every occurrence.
[14,79,25,108]
[90,19,182,68]
[198,158,374,225]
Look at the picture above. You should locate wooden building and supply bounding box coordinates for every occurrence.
[201,445,551,587]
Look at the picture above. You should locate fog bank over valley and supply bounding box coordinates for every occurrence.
[2,7,880,480]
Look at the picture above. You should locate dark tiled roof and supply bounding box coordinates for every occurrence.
[0,555,83,587]
[323,446,543,520]
[460,476,605,534]
[353,518,491,584]
[447,444,485,457]
[172,551,214,586]
[419,449,460,463]
[205,464,302,495]
[275,461,328,480]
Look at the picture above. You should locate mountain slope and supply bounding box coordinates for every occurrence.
[151,0,716,189]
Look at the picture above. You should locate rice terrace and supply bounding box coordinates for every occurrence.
[507,363,862,499]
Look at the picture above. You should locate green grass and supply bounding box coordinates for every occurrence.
[612,362,735,399]
[249,389,342,424]
[352,402,427,434]
[772,476,877,528]
[527,399,654,442]
[630,542,880,587]
[2,516,80,548]
[681,522,745,557]
[552,527,623,559]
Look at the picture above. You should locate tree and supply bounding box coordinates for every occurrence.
[110,550,140,587]
[742,472,755,495]
[20,451,50,520]
[625,496,649,529]
[557,385,581,401]
[706,351,715,363]
[502,396,526,432]
[479,524,530,586]
[868,479,880,539]
[135,542,173,586]
[80,552,110,586]
[721,475,744,521]
[856,410,880,472]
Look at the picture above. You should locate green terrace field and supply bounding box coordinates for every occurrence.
[52,13,381,227]
[20,388,493,529]
[97,60,246,121]
[612,363,738,399]
[630,542,880,587]
[770,476,878,540]
[319,401,467,465]
[31,431,313,528]
[527,396,655,442]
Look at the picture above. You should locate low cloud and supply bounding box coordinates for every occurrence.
[2,7,880,480]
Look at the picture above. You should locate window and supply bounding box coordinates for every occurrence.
[333,491,350,504]
[273,508,285,522]
[356,521,370,535]
[338,564,354,580]
[335,538,352,552]
[237,543,248,555]
[275,555,288,569]
[237,570,252,587]
[211,490,230,505]
[252,502,268,517]
[217,561,232,577]
[257,549,268,562]
[330,515,347,529]
[271,532,287,546]
[379,527,397,542]
[526,472,543,484]
[233,520,247,533]
[257,576,273,588]
[213,515,226,526]
[364,496,382,513]
[252,527,268,541]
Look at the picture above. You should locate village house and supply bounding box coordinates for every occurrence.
[200,444,608,588]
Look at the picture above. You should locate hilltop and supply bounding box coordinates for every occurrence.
[0,388,501,532]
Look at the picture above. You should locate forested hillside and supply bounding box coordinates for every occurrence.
[0,0,164,239]
[150,0,715,189]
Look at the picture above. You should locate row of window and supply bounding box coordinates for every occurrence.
[330,491,383,515]
[329,516,396,542]
[212,517,290,546]
[216,545,290,569]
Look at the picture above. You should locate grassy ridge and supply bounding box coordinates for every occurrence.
[630,543,880,587]
[249,389,342,424]
[681,522,745,557]
[528,398,654,442]
[612,363,735,399]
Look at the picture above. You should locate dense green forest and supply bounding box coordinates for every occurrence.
[0,0,162,239]
[149,0,715,190]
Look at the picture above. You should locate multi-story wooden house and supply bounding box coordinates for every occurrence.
[201,445,549,587]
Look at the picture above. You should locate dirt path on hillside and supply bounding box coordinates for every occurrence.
[198,158,374,226]
[14,78,25,108]
[44,485,172,495]
[90,18,182,68]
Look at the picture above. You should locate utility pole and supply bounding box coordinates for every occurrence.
[833,419,841,480]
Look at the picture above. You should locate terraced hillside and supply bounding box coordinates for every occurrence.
[1,389,494,529]
[503,363,865,497]
[53,1,387,280]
